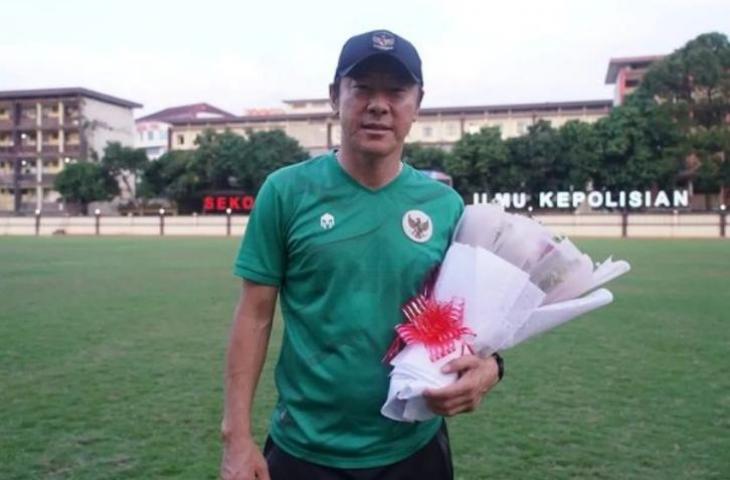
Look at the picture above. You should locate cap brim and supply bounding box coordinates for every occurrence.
[338,52,421,84]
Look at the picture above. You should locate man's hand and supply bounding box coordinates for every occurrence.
[423,354,500,416]
[220,435,270,480]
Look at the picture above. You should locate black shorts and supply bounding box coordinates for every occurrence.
[264,422,454,480]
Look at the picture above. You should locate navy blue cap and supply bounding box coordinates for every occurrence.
[334,30,423,85]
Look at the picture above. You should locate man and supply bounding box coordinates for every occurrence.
[221,30,502,480]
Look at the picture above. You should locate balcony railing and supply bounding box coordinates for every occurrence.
[0,173,37,187]
[18,117,38,129]
[17,145,39,154]
[41,117,61,129]
[40,144,61,153]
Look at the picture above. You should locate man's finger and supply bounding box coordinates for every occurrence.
[424,375,476,400]
[255,463,271,480]
[441,354,481,374]
[429,397,477,416]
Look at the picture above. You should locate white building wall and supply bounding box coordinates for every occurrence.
[81,98,137,158]
[135,120,169,159]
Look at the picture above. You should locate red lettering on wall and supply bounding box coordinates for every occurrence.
[202,193,256,212]
[203,196,215,211]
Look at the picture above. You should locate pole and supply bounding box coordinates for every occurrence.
[159,208,165,236]
[34,209,41,236]
[226,208,232,236]
[721,205,727,238]
[94,209,101,236]
[621,210,628,238]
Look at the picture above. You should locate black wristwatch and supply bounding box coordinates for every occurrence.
[492,352,504,381]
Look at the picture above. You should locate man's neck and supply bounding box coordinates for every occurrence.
[337,146,403,189]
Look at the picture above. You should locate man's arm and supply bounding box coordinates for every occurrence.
[220,280,278,480]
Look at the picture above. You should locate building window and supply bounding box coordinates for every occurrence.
[423,126,433,138]
[177,134,185,145]
[147,131,154,141]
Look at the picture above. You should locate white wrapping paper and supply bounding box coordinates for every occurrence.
[381,204,631,422]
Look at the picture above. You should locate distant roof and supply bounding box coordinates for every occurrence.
[169,99,612,126]
[137,103,235,122]
[0,87,142,108]
[605,55,665,84]
[282,98,331,104]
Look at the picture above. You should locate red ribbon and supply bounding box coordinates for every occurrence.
[384,293,475,363]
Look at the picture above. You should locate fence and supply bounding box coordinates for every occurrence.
[0,212,248,237]
[0,211,728,238]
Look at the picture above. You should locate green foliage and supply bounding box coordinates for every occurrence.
[639,32,730,130]
[403,143,450,171]
[556,120,601,190]
[504,120,565,193]
[101,142,149,199]
[592,100,683,191]
[231,130,308,193]
[54,162,119,214]
[637,32,730,194]
[446,126,511,199]
[140,129,308,213]
[139,150,201,213]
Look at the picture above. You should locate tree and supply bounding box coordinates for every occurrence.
[230,130,308,194]
[556,120,601,191]
[446,126,511,199]
[140,129,308,213]
[591,100,682,192]
[54,162,119,215]
[139,150,201,213]
[639,32,730,131]
[504,120,566,194]
[637,32,730,200]
[403,143,450,171]
[100,142,149,200]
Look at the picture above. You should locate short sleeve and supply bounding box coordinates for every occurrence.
[233,178,286,286]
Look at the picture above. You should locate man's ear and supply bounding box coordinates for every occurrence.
[329,83,339,113]
[414,86,425,120]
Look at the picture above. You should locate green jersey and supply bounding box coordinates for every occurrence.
[233,151,463,468]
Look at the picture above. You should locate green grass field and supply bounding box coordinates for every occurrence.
[1,237,728,479]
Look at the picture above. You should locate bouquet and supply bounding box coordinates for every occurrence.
[381,204,631,422]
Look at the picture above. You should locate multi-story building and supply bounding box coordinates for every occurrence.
[0,88,141,214]
[135,103,233,160]
[168,99,612,156]
[605,55,664,105]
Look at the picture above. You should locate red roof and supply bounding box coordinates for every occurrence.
[136,103,235,122]
[605,55,665,84]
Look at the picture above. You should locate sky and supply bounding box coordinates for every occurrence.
[1,0,728,117]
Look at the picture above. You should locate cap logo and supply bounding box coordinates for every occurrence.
[372,32,395,51]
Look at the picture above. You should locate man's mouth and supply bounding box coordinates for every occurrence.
[361,123,392,131]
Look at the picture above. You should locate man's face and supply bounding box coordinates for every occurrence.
[331,57,423,159]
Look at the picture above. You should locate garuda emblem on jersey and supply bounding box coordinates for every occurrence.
[402,210,433,243]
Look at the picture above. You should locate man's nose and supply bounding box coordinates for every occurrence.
[366,92,389,116]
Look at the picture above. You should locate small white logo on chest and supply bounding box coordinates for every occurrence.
[320,213,335,230]
[402,210,433,243]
